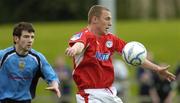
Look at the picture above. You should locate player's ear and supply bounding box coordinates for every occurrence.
[13,36,19,44]
[92,16,98,24]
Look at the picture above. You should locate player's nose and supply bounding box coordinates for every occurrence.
[108,21,112,27]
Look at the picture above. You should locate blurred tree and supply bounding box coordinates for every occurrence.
[0,0,179,23]
[139,0,152,20]
[117,0,130,19]
[128,0,152,19]
[0,0,97,23]
[156,0,176,20]
[175,0,180,17]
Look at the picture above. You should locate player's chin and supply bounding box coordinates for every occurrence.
[26,47,32,51]
[104,30,108,34]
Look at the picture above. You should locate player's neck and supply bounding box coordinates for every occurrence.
[14,45,29,56]
[87,25,101,36]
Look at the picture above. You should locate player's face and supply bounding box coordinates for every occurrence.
[15,30,34,52]
[96,10,112,34]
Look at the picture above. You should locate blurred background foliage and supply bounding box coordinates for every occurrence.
[0,0,180,23]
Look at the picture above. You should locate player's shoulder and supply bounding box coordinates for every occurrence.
[105,33,126,43]
[73,28,88,35]
[0,46,14,54]
[106,32,125,39]
[0,46,15,60]
[30,49,39,55]
[70,28,90,40]
[105,32,118,38]
[29,49,45,59]
[79,28,89,34]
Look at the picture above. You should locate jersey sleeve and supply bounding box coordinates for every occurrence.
[0,50,3,60]
[69,32,88,47]
[38,53,59,84]
[0,50,4,64]
[113,35,126,54]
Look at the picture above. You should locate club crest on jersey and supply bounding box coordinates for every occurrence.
[70,32,83,41]
[106,40,113,48]
[19,58,25,70]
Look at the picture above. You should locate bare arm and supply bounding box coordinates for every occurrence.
[141,59,161,72]
[45,81,61,98]
[65,42,85,57]
[141,59,176,82]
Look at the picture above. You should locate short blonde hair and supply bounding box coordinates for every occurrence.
[88,5,109,24]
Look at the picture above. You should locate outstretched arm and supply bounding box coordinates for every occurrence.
[141,59,176,82]
[45,81,61,98]
[65,42,85,57]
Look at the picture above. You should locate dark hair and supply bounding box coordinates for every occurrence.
[13,22,35,37]
[88,5,109,24]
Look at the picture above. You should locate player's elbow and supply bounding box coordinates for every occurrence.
[74,42,85,54]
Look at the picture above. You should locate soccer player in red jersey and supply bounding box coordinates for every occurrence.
[65,5,176,103]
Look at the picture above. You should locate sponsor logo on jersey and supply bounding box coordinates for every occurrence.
[70,32,83,41]
[95,51,110,61]
[106,40,113,48]
[19,58,25,70]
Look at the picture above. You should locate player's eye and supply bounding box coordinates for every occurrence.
[105,17,111,21]
[23,35,29,38]
[31,35,34,39]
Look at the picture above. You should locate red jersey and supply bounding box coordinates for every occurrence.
[69,28,126,90]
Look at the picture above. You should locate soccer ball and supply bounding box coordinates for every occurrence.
[122,41,147,66]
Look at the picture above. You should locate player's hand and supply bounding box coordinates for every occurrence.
[65,47,77,57]
[157,65,176,82]
[45,81,61,98]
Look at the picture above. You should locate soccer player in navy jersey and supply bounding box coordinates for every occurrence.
[65,5,176,103]
[0,22,61,103]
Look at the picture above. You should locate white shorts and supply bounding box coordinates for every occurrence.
[76,86,123,103]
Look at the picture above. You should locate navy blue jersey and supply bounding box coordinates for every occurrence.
[0,46,59,101]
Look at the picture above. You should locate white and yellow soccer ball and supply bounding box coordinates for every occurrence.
[122,41,147,66]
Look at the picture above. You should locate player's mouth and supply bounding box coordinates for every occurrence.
[105,27,109,32]
[27,44,32,48]
[106,27,109,29]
